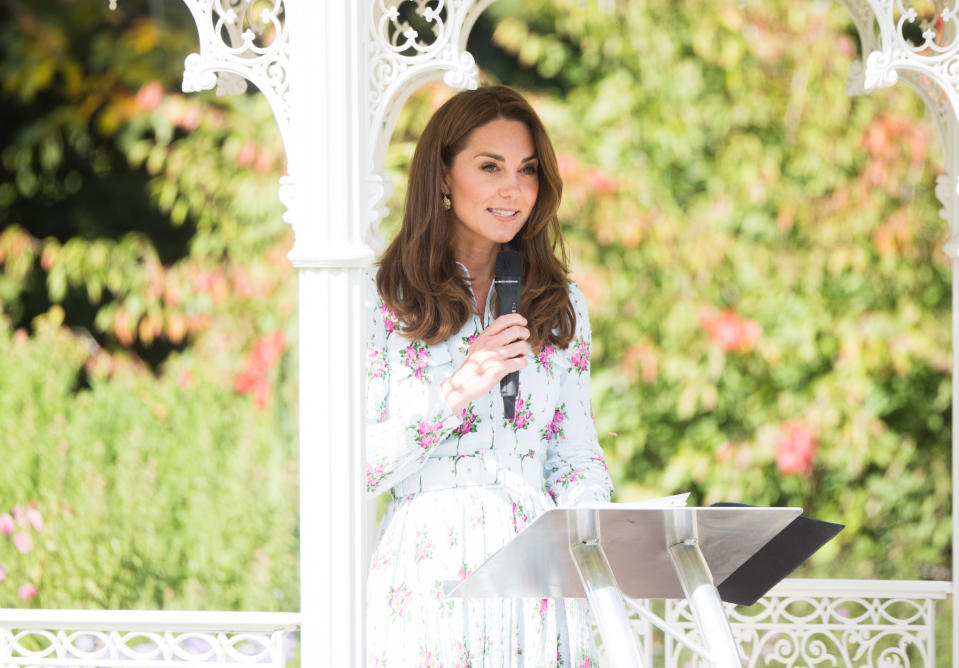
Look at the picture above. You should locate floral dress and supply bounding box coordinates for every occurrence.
[365,266,613,668]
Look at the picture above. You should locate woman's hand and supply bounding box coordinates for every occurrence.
[441,313,531,415]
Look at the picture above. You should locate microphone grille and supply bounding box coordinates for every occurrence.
[495,248,523,278]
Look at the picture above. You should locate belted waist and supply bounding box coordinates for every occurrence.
[391,454,546,499]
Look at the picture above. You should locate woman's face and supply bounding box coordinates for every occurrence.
[443,117,539,259]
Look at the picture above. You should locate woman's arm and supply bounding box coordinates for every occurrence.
[544,283,614,506]
[364,274,461,497]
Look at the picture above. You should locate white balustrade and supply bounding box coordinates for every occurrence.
[656,579,952,667]
[0,610,299,667]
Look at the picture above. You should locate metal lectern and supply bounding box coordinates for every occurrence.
[446,505,809,668]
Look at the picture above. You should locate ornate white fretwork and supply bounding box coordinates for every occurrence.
[0,610,299,667]
[839,0,959,253]
[660,579,951,667]
[365,0,496,248]
[180,0,291,150]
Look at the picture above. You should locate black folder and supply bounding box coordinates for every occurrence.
[710,502,844,606]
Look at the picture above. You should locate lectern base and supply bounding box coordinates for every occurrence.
[568,509,645,667]
[666,510,742,667]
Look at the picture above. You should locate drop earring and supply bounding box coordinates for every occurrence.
[442,193,452,211]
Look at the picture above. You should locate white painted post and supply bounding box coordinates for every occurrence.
[283,2,374,665]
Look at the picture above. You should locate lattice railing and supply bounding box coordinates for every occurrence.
[0,609,299,667]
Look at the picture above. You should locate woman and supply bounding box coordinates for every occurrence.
[365,85,612,667]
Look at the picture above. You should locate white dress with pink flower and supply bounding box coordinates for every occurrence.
[365,268,612,668]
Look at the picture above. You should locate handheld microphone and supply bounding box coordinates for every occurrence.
[494,247,523,420]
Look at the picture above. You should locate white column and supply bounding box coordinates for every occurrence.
[283,2,374,666]
[932,119,959,668]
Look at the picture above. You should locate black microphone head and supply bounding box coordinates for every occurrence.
[494,247,523,280]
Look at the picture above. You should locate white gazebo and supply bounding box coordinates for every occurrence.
[1,1,958,666]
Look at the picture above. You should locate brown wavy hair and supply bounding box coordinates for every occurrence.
[376,85,575,349]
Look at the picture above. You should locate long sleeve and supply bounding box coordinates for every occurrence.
[364,272,462,497]
[544,283,613,506]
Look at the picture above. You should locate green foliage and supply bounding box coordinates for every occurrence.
[0,0,298,610]
[0,310,298,610]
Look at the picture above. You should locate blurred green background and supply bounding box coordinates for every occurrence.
[0,0,951,625]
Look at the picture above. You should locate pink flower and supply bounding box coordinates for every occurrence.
[0,513,13,536]
[585,167,617,193]
[366,347,386,379]
[589,454,609,472]
[511,502,529,531]
[543,408,567,440]
[570,338,590,372]
[506,396,533,431]
[699,307,761,352]
[379,303,397,334]
[457,407,477,435]
[235,139,257,168]
[536,345,556,374]
[412,417,444,450]
[402,343,431,380]
[12,505,25,527]
[26,508,43,532]
[134,81,163,111]
[415,532,432,561]
[13,532,32,554]
[776,422,816,476]
[17,583,37,601]
[234,331,286,411]
[366,463,386,492]
[388,585,411,618]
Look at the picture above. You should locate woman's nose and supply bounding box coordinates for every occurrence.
[499,174,521,196]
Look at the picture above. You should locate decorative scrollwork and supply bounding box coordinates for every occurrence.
[895,0,957,53]
[835,0,959,263]
[366,0,496,250]
[664,583,940,667]
[377,0,448,56]
[855,0,959,109]
[181,0,291,150]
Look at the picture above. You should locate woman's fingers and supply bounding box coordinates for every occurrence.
[486,313,527,332]
[475,318,529,350]
[440,314,532,414]
[499,339,530,360]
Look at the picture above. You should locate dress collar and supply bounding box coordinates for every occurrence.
[455,261,495,325]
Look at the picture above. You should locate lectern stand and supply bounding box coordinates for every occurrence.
[445,506,809,667]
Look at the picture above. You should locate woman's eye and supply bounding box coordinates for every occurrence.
[521,165,538,175]
[481,163,498,172]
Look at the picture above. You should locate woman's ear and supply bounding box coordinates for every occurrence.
[440,165,450,194]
